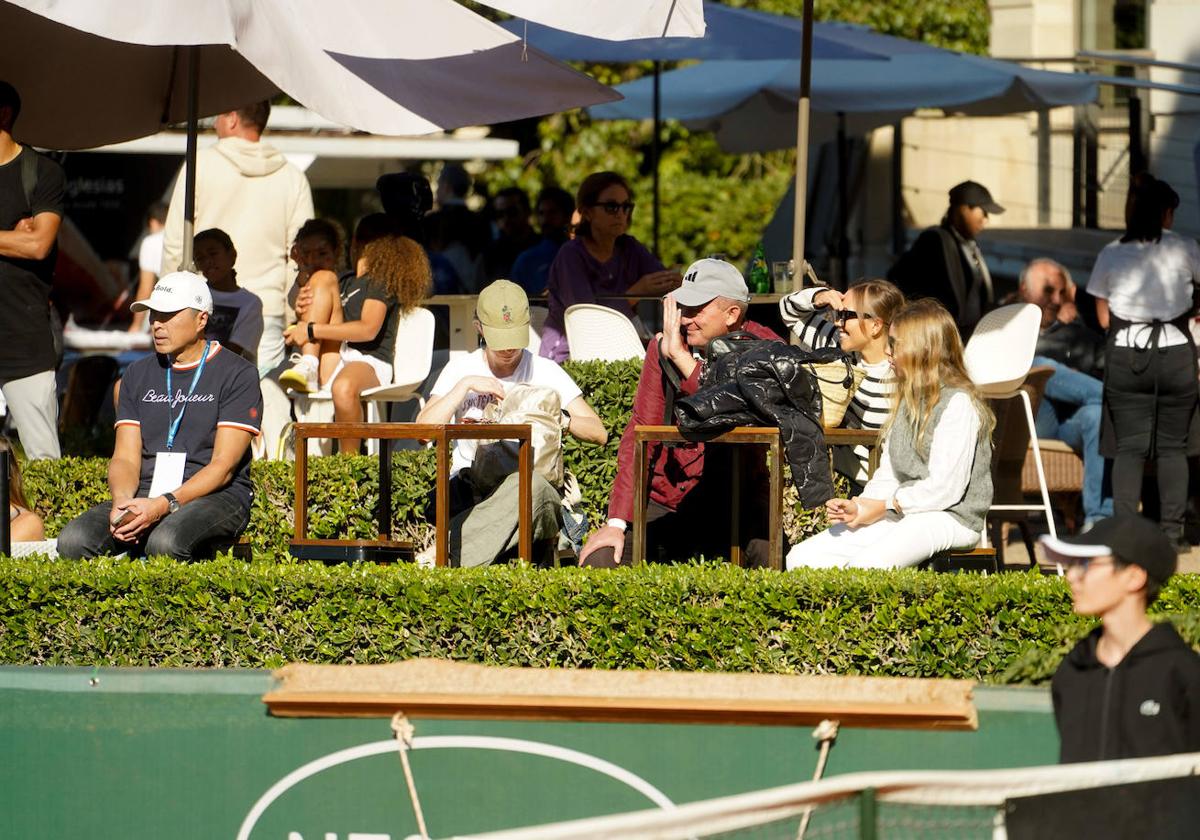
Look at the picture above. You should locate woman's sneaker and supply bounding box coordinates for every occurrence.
[279,353,318,393]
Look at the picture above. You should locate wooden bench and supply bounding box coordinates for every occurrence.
[919,547,999,574]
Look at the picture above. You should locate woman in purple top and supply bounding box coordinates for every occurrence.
[538,171,681,361]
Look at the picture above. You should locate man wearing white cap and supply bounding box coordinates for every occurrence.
[579,258,782,567]
[418,279,607,566]
[57,272,263,561]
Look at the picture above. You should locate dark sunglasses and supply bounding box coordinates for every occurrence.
[1060,556,1116,574]
[594,201,635,216]
[832,309,876,325]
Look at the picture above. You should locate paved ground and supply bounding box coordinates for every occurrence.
[996,522,1200,574]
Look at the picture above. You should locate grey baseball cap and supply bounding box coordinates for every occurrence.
[673,258,750,307]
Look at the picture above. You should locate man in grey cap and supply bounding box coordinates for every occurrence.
[579,258,783,567]
[887,180,1004,336]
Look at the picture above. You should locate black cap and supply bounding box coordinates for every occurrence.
[1039,515,1176,585]
[948,181,1005,215]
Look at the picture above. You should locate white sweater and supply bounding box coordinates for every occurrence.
[161,137,314,319]
[780,288,896,483]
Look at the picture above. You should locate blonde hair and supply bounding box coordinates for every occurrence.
[361,235,432,314]
[885,299,995,447]
[846,278,905,326]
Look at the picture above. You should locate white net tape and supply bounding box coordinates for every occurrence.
[449,752,1200,840]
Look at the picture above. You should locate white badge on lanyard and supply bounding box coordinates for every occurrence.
[152,341,210,500]
[149,451,187,497]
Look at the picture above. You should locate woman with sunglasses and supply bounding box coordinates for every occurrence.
[538,171,681,362]
[780,279,905,491]
[787,299,995,569]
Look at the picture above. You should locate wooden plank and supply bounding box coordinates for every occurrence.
[769,435,783,570]
[264,660,978,731]
[632,434,647,566]
[289,538,413,548]
[634,425,780,444]
[518,435,532,563]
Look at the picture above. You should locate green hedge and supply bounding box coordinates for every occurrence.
[23,358,831,552]
[2,556,1198,684]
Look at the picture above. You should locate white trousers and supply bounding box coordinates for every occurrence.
[786,511,980,570]
[2,369,61,460]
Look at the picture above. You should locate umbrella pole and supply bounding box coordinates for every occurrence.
[652,60,661,258]
[181,45,200,271]
[790,0,814,291]
[835,111,848,290]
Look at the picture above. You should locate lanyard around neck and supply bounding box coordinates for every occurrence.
[165,341,211,451]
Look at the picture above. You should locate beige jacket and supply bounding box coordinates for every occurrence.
[161,137,313,319]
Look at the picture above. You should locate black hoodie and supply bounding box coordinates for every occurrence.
[1052,622,1200,763]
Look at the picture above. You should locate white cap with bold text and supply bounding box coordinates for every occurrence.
[130,271,214,315]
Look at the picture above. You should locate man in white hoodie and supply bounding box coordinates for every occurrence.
[160,101,313,455]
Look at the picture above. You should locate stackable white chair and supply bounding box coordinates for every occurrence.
[527,304,549,355]
[963,303,1059,563]
[285,307,436,457]
[564,303,645,362]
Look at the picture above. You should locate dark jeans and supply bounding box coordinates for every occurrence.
[1033,356,1112,523]
[1106,344,1197,540]
[57,489,251,561]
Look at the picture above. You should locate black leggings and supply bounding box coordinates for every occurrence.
[1106,344,1197,539]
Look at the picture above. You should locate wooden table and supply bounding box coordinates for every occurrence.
[823,427,883,477]
[291,422,533,566]
[632,425,784,570]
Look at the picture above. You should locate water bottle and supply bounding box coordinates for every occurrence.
[749,243,770,294]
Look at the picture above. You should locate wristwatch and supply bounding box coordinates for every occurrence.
[307,322,316,343]
[163,492,181,515]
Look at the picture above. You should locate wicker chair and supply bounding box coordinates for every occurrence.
[1022,439,1084,534]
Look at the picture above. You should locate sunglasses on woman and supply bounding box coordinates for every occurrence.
[832,309,876,325]
[593,201,635,216]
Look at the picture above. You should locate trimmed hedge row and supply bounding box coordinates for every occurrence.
[3,555,1199,684]
[23,358,833,553]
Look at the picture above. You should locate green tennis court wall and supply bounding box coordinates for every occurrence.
[0,667,1055,839]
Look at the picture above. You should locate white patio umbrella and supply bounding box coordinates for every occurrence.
[1,0,624,265]
[480,0,706,39]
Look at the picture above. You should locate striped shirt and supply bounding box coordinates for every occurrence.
[780,288,896,484]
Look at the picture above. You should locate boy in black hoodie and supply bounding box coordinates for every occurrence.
[1041,515,1200,763]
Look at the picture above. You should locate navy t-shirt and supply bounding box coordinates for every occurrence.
[340,273,399,363]
[116,342,263,506]
[0,148,65,379]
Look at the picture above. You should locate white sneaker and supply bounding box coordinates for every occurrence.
[279,353,318,393]
[415,543,436,569]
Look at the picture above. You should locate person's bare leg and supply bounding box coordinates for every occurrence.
[282,272,343,393]
[330,361,380,454]
[300,273,345,385]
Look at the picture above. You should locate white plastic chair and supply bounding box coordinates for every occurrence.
[527,304,549,355]
[963,303,1058,559]
[284,307,436,457]
[564,303,645,362]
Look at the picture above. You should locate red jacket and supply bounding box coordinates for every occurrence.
[608,320,782,521]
